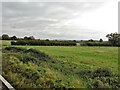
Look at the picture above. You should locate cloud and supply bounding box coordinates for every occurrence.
[0,2,2,35]
[1,0,114,2]
[2,1,118,40]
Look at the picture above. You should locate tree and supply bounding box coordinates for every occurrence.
[88,39,94,42]
[106,32,120,46]
[45,39,49,41]
[99,39,103,42]
[24,36,35,40]
[73,40,76,42]
[11,36,17,40]
[28,36,35,40]
[24,36,28,40]
[2,34,10,40]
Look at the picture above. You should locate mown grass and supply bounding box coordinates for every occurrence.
[2,40,119,88]
[18,46,118,74]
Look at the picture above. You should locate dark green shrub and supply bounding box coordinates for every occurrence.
[78,68,112,78]
[22,55,37,63]
[108,77,120,88]
[22,69,40,82]
[25,49,50,60]
[89,79,111,88]
[89,79,104,88]
[11,40,76,46]
[5,47,26,52]
[78,69,92,77]
[92,68,112,78]
[78,68,120,88]
[3,47,51,65]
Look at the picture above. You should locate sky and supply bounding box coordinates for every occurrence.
[0,0,119,40]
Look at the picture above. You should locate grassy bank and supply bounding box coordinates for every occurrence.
[2,40,119,88]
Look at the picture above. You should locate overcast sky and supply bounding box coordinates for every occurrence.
[1,0,118,40]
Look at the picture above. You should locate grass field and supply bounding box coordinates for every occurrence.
[18,46,118,73]
[2,40,119,88]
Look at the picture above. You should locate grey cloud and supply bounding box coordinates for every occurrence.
[3,2,103,19]
[0,2,2,35]
[2,2,106,40]
[1,0,111,2]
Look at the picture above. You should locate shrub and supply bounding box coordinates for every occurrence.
[25,49,50,60]
[22,55,38,63]
[78,69,92,77]
[4,47,52,65]
[92,68,112,78]
[78,68,112,78]
[89,79,104,88]
[5,47,26,52]
[89,79,111,88]
[78,68,119,88]
[11,40,76,46]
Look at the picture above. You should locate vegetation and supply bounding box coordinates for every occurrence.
[78,68,120,88]
[1,32,119,88]
[2,46,84,88]
[1,32,120,46]
[2,40,119,88]
[11,40,76,46]
[106,32,120,46]
[2,34,10,40]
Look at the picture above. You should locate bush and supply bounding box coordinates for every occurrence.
[78,68,120,88]
[85,41,112,46]
[89,79,104,88]
[78,68,112,78]
[5,47,26,52]
[92,68,112,78]
[22,55,37,63]
[89,79,111,88]
[78,69,92,77]
[25,49,50,60]
[11,40,76,46]
[4,47,51,65]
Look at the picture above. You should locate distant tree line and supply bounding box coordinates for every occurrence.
[1,34,35,40]
[11,40,76,46]
[1,34,76,46]
[1,32,120,46]
[83,41,113,46]
[81,32,120,46]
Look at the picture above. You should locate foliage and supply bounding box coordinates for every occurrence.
[25,48,50,60]
[2,34,10,40]
[2,46,82,88]
[24,36,35,40]
[2,43,118,88]
[106,32,120,46]
[11,36,17,40]
[4,46,26,52]
[85,41,112,46]
[11,40,76,46]
[99,39,103,42]
[92,68,112,77]
[78,68,120,88]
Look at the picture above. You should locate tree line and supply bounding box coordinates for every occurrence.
[11,40,76,46]
[1,32,120,46]
[1,34,35,40]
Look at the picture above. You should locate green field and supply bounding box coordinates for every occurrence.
[18,46,118,73]
[2,40,119,88]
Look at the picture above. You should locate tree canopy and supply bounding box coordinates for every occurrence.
[2,34,10,40]
[106,32,120,46]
